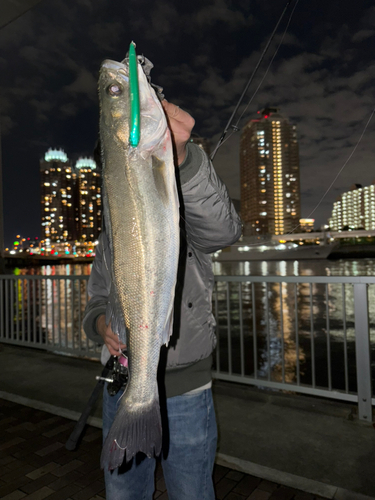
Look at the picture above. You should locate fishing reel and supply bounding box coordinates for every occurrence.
[96,352,129,396]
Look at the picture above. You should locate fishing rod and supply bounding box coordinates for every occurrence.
[232,0,300,135]
[0,0,46,31]
[210,0,293,161]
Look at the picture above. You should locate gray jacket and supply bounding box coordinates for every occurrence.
[83,143,242,373]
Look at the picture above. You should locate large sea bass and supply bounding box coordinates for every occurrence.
[98,50,180,470]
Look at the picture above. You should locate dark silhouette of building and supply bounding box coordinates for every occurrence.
[240,107,301,235]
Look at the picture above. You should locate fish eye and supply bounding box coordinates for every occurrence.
[107,83,123,96]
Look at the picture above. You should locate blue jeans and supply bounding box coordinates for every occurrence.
[102,386,217,500]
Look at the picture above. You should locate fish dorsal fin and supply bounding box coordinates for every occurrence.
[152,155,169,207]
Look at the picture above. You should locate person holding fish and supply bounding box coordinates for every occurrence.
[83,46,242,500]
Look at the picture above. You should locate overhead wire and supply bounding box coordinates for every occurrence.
[287,106,375,234]
[0,0,46,31]
[215,0,300,152]
[210,0,293,161]
[233,0,300,129]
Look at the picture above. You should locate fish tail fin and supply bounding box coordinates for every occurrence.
[100,396,162,471]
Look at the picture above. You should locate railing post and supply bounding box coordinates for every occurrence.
[353,284,373,422]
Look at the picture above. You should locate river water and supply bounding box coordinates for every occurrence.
[13,258,375,393]
[15,256,375,277]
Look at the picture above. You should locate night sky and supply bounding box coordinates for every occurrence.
[1,0,375,247]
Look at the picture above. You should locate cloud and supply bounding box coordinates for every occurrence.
[352,29,375,42]
[29,99,53,123]
[188,12,375,226]
[195,0,250,29]
[60,102,79,117]
[88,22,124,53]
[64,68,97,99]
[0,115,16,134]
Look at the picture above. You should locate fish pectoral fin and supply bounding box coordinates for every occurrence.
[152,155,169,207]
[107,282,128,344]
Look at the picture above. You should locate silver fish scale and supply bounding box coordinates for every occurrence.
[104,151,178,403]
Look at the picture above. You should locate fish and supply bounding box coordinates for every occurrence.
[98,49,180,470]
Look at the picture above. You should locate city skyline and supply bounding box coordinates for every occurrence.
[5,124,375,249]
[40,148,101,251]
[1,1,375,247]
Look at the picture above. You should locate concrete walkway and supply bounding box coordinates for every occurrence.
[1,343,375,499]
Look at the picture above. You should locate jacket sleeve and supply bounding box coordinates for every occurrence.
[82,233,109,344]
[179,142,242,254]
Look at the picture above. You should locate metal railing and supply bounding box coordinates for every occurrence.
[0,275,101,358]
[213,275,375,422]
[1,274,374,421]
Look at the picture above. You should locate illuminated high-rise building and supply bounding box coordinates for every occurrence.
[40,149,77,246]
[75,158,102,242]
[240,107,301,235]
[329,183,375,231]
[299,218,315,232]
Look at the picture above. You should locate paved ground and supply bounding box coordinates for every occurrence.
[0,398,325,500]
[1,343,375,499]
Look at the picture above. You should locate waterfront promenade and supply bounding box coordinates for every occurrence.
[1,344,375,500]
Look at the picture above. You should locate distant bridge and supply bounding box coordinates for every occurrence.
[268,229,375,242]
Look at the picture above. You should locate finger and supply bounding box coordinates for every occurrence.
[108,344,127,356]
[106,336,121,351]
[105,325,123,343]
[107,344,121,356]
[106,327,120,341]
[162,100,190,124]
[105,325,126,346]
[106,334,126,352]
[162,100,178,118]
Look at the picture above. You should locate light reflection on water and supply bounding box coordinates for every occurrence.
[17,263,93,276]
[10,263,94,353]
[15,259,375,392]
[16,258,375,278]
[211,259,375,393]
[212,258,375,277]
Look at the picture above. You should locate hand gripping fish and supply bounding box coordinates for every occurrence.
[98,44,180,470]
